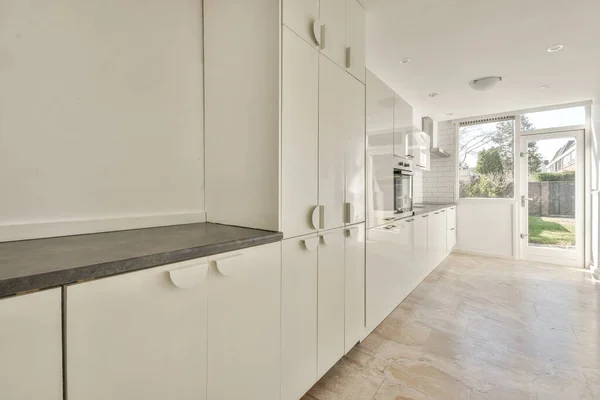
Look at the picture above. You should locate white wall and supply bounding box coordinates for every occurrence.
[423,121,456,204]
[0,0,205,241]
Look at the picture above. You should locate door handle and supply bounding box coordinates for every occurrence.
[311,205,321,230]
[346,47,352,68]
[302,237,319,251]
[344,202,354,224]
[312,20,323,47]
[213,253,244,276]
[168,261,209,289]
[520,233,529,239]
[521,195,533,207]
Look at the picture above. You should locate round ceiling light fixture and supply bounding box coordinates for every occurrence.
[399,58,412,64]
[428,92,439,98]
[541,84,552,89]
[469,76,502,92]
[446,112,454,117]
[546,44,564,53]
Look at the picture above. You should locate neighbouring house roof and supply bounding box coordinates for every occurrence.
[548,140,575,165]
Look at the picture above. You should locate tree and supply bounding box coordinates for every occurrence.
[476,147,504,175]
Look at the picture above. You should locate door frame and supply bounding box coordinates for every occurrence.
[518,129,585,267]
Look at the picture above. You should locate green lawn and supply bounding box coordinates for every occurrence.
[528,216,575,246]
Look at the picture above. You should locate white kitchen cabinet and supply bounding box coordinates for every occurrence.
[366,70,395,228]
[208,243,281,400]
[394,217,416,304]
[282,0,320,48]
[67,259,209,400]
[447,206,457,252]
[345,0,366,82]
[319,55,347,230]
[344,72,366,225]
[393,93,412,159]
[0,289,62,400]
[414,213,429,272]
[344,223,365,353]
[281,235,318,400]
[412,131,431,171]
[428,209,447,269]
[282,26,320,238]
[317,228,346,378]
[320,0,346,68]
[366,224,399,330]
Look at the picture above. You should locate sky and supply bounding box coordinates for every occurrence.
[459,106,585,168]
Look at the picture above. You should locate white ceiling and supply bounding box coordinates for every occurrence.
[363,0,600,122]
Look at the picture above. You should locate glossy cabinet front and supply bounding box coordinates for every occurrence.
[319,55,348,230]
[447,206,457,252]
[317,228,346,378]
[345,0,366,82]
[67,258,209,400]
[393,93,412,158]
[0,289,62,400]
[281,26,319,238]
[282,235,318,400]
[366,70,395,228]
[345,223,366,352]
[208,243,282,400]
[282,0,320,48]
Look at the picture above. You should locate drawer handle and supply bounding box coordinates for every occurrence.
[450,228,455,231]
[422,215,429,218]
[441,210,446,213]
[213,253,244,276]
[346,226,359,238]
[311,205,321,230]
[346,47,352,68]
[312,20,323,47]
[168,262,209,289]
[303,237,319,252]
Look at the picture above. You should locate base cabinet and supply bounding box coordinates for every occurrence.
[447,206,457,252]
[208,243,282,400]
[66,258,209,400]
[344,223,365,353]
[0,289,62,400]
[281,235,319,400]
[317,228,346,378]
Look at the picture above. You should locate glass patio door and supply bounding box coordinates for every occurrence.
[519,130,584,266]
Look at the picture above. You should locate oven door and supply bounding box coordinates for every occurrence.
[394,170,414,214]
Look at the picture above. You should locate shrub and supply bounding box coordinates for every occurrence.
[535,171,575,182]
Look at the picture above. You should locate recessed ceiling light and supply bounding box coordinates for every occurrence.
[446,112,454,117]
[428,92,439,98]
[546,44,564,53]
[541,84,552,89]
[399,58,412,64]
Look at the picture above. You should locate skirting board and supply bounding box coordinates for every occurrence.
[0,212,206,242]
[451,248,516,261]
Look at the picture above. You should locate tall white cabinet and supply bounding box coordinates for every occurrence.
[0,289,62,400]
[206,0,366,239]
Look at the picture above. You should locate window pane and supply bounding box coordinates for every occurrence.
[459,121,514,198]
[522,106,585,131]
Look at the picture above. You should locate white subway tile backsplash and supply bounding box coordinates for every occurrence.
[423,121,456,204]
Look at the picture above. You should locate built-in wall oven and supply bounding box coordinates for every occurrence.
[393,156,414,218]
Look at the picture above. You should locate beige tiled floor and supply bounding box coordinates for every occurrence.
[303,253,600,400]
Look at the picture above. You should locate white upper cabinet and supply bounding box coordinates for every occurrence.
[344,73,366,225]
[319,55,347,230]
[282,0,320,47]
[0,289,62,400]
[344,224,365,353]
[208,243,282,400]
[366,70,395,228]
[320,0,346,68]
[317,228,346,378]
[413,131,431,171]
[281,26,320,238]
[67,258,209,400]
[281,235,319,400]
[393,93,413,159]
[344,0,365,82]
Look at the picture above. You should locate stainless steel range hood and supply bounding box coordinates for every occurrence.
[423,117,450,158]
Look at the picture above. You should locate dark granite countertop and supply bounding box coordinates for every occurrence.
[0,223,282,298]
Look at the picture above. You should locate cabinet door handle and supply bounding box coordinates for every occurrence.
[302,237,319,252]
[450,228,455,231]
[312,20,323,47]
[311,205,321,230]
[320,231,339,245]
[422,215,429,218]
[213,253,244,276]
[320,24,326,50]
[346,226,359,238]
[344,202,353,224]
[346,47,352,68]
[168,261,209,289]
